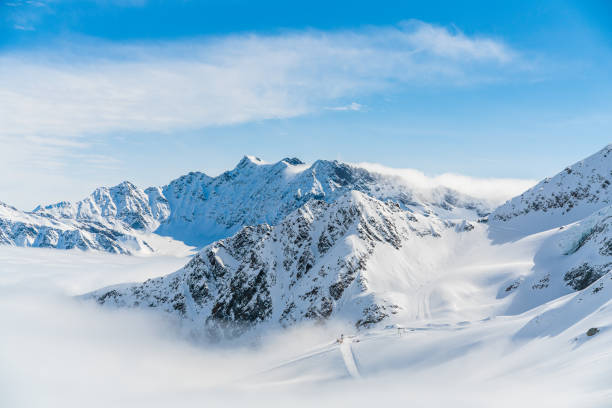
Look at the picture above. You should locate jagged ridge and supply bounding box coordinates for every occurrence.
[2,156,488,253]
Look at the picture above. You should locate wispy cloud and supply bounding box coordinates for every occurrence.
[0,21,527,208]
[326,102,364,111]
[355,162,536,206]
[4,0,52,30]
[404,21,513,62]
[0,21,521,141]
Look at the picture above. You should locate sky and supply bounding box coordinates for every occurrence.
[1,0,611,209]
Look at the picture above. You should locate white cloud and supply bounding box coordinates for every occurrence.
[326,102,364,111]
[355,162,536,206]
[401,21,513,62]
[0,21,526,209]
[0,21,519,141]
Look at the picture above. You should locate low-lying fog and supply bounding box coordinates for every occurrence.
[0,247,609,408]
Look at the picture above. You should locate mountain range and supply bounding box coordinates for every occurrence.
[0,156,486,253]
[3,146,612,341]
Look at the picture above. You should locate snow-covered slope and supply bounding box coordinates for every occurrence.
[251,271,612,405]
[490,144,612,237]
[502,204,612,314]
[482,144,612,315]
[87,191,477,339]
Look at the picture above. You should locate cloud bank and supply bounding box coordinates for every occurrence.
[356,162,536,206]
[0,246,606,408]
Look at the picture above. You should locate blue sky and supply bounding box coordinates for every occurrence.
[1,0,611,209]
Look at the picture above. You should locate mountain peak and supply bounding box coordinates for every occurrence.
[114,180,138,190]
[236,155,265,169]
[281,157,305,166]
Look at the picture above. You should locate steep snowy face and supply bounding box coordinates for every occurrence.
[515,269,612,341]
[485,145,612,312]
[503,204,612,314]
[87,191,455,339]
[557,205,612,290]
[34,181,163,231]
[155,156,488,246]
[490,145,612,236]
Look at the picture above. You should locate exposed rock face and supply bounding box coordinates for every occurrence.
[564,263,609,291]
[558,205,612,290]
[86,191,446,339]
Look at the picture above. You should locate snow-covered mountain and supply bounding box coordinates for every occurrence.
[33,181,167,232]
[84,145,612,340]
[86,191,474,340]
[0,180,181,255]
[152,156,487,246]
[5,146,612,341]
[5,149,612,407]
[0,200,151,254]
[490,145,612,236]
[1,156,488,253]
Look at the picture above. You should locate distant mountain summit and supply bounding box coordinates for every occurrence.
[153,155,487,246]
[0,156,488,253]
[0,198,152,254]
[34,180,164,231]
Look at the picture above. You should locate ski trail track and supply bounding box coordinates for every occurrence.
[339,338,361,379]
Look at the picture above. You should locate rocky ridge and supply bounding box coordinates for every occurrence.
[2,156,487,253]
